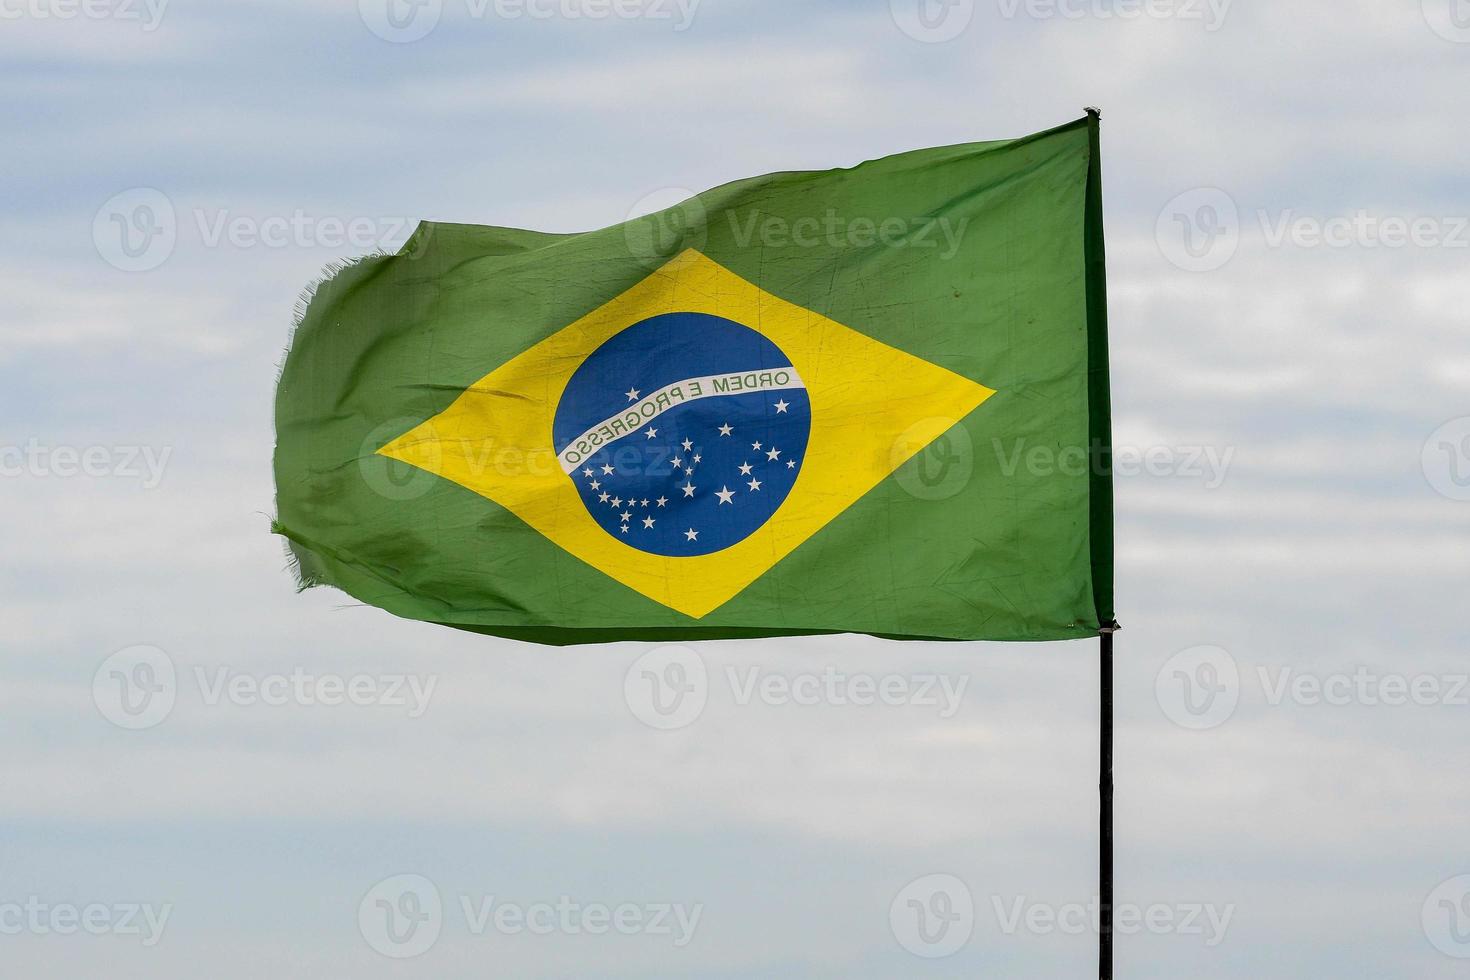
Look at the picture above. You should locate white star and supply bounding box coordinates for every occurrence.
[589,479,601,490]
[598,492,610,503]
[787,459,796,469]
[766,447,781,461]
[656,496,668,507]
[715,486,735,505]
[641,499,649,507]
[625,388,640,401]
[681,482,696,497]
[620,524,629,533]
[611,497,622,507]
[582,468,594,478]
[774,399,789,414]
[738,461,753,476]
[601,463,615,475]
[620,511,632,522]
[751,440,762,450]
[692,454,702,464]
[747,477,762,491]
[681,438,694,451]
[642,516,655,529]
[718,423,733,436]
[672,457,683,469]
[684,528,699,541]
[645,427,657,439]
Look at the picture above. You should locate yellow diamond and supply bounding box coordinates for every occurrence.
[379,249,995,619]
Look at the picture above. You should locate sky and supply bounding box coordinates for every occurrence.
[3,0,1469,976]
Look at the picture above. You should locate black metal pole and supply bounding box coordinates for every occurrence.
[1099,623,1118,980]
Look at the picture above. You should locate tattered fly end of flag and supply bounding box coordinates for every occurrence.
[273,115,1113,645]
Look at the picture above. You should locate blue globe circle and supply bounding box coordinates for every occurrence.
[553,312,811,557]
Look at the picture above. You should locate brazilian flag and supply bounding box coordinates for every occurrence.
[273,114,1113,645]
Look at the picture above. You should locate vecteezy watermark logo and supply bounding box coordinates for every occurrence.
[991,896,1234,946]
[0,0,169,30]
[359,874,444,958]
[193,209,412,251]
[93,188,176,273]
[359,0,442,41]
[364,427,591,498]
[0,897,173,945]
[1423,417,1470,501]
[996,0,1232,31]
[1425,873,1470,959]
[1256,210,1470,250]
[1155,645,1239,730]
[1162,659,1468,719]
[624,645,708,730]
[726,666,969,717]
[360,0,700,42]
[92,645,177,730]
[483,0,700,28]
[893,418,974,501]
[890,0,975,42]
[993,438,1236,489]
[1159,191,1469,268]
[1423,0,1470,42]
[624,187,708,269]
[93,649,438,729]
[0,440,172,487]
[1257,666,1469,708]
[1424,875,1470,957]
[358,875,702,953]
[460,894,702,944]
[725,210,971,259]
[192,667,437,716]
[94,189,414,271]
[890,874,974,958]
[625,649,971,729]
[1156,188,1239,272]
[360,418,443,501]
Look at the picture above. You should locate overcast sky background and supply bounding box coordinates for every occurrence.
[3,0,1469,976]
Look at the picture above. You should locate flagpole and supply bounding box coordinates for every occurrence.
[1099,621,1119,980]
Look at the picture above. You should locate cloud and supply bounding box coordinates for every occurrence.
[2,2,1467,976]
